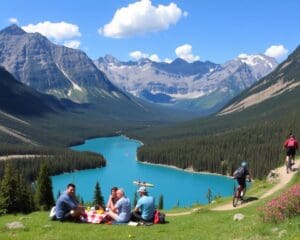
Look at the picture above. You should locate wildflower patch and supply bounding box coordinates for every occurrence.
[259,183,300,223]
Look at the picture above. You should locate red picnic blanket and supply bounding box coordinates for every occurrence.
[85,210,109,224]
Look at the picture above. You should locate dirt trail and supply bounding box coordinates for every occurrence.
[213,159,299,211]
[167,160,299,216]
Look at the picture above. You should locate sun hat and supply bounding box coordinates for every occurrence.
[137,186,147,193]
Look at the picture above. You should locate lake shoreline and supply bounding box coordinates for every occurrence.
[139,160,232,179]
[70,134,230,179]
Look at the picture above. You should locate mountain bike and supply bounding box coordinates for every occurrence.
[232,179,250,207]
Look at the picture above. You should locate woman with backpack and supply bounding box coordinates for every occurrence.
[284,134,299,173]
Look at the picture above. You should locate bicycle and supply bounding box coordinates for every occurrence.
[232,179,250,207]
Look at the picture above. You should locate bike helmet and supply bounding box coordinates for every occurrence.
[241,161,247,167]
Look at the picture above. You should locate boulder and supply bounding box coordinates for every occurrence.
[6,221,25,229]
[233,213,245,221]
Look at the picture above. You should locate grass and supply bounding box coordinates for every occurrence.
[0,174,299,240]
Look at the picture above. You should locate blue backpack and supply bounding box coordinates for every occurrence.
[233,167,245,178]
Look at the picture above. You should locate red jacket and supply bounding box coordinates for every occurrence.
[284,137,299,149]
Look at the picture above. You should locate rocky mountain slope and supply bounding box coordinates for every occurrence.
[0,25,123,103]
[220,46,300,115]
[0,66,73,116]
[95,53,277,113]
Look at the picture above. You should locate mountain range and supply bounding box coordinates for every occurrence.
[0,25,124,103]
[95,53,277,113]
[220,46,300,115]
[0,24,278,115]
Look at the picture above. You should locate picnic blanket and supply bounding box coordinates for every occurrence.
[85,210,109,224]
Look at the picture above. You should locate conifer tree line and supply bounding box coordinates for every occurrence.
[0,151,105,182]
[137,120,299,179]
[0,162,107,214]
[0,163,52,214]
[0,149,106,214]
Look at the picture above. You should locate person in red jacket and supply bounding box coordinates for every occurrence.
[284,134,299,173]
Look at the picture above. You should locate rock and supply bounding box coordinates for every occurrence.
[43,224,52,228]
[6,221,25,229]
[278,229,287,238]
[271,227,279,233]
[233,213,245,221]
[267,169,280,183]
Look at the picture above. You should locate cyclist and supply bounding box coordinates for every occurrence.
[233,161,251,201]
[284,134,298,173]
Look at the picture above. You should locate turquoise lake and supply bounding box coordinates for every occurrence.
[52,135,235,209]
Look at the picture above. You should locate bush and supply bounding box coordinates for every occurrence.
[259,183,300,223]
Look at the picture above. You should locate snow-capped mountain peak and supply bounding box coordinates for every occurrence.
[238,53,276,69]
[94,53,278,113]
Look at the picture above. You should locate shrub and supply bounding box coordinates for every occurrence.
[259,183,300,223]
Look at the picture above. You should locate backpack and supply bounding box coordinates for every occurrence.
[154,210,166,224]
[233,167,245,178]
[287,139,296,148]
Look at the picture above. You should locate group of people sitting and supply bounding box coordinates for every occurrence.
[54,183,155,224]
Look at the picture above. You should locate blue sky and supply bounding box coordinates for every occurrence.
[0,0,299,64]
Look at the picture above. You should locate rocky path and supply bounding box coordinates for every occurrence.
[167,160,299,216]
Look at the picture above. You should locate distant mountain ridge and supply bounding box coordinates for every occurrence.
[0,25,124,103]
[220,46,300,115]
[97,54,218,77]
[94,53,277,113]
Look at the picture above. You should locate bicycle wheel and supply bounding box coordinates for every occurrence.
[232,190,239,207]
[286,157,291,173]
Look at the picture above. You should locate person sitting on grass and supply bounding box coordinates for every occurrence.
[55,183,85,222]
[106,186,118,211]
[132,186,155,223]
[107,188,131,223]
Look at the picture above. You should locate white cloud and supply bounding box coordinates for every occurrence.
[164,58,172,63]
[149,54,160,62]
[175,44,200,62]
[99,0,184,38]
[264,45,288,59]
[129,51,161,62]
[238,53,248,58]
[22,21,81,41]
[9,18,19,24]
[130,50,149,60]
[64,40,81,49]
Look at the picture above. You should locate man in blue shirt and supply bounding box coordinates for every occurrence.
[108,188,131,223]
[132,186,155,222]
[55,183,84,221]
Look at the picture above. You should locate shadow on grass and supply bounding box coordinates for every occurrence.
[244,196,259,203]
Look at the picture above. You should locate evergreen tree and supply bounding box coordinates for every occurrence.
[34,163,55,210]
[17,173,34,213]
[158,194,164,210]
[93,181,104,207]
[0,163,18,214]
